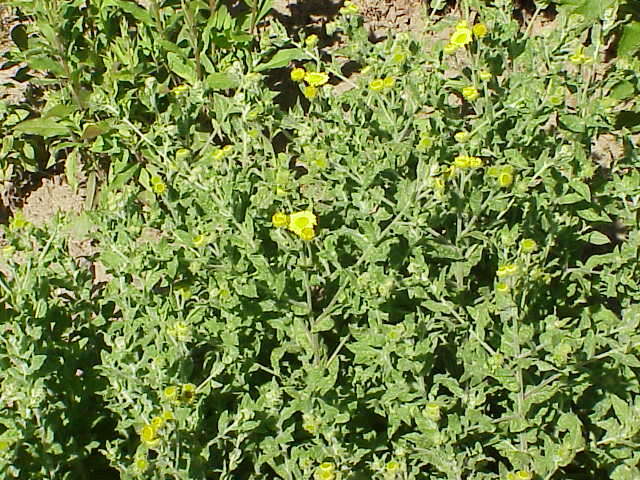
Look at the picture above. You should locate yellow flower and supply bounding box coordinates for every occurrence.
[181,383,196,404]
[168,321,190,340]
[424,402,441,421]
[305,34,319,47]
[163,385,178,401]
[299,227,315,241]
[507,471,533,480]
[454,155,470,168]
[304,71,329,87]
[303,85,318,99]
[314,462,335,480]
[549,93,564,106]
[498,171,514,187]
[569,46,590,65]
[272,212,289,228]
[462,86,479,101]
[134,456,149,472]
[175,148,190,161]
[172,84,189,96]
[391,49,406,64]
[444,43,458,54]
[479,70,492,81]
[291,67,306,82]
[450,27,473,47]
[193,234,207,247]
[454,131,470,143]
[497,264,519,277]
[140,424,159,446]
[369,79,384,92]
[288,210,317,236]
[9,211,29,230]
[472,23,488,38]
[417,134,433,151]
[520,238,537,252]
[340,0,358,14]
[385,460,401,473]
[161,410,174,421]
[468,156,483,168]
[211,145,233,161]
[318,462,335,473]
[314,470,334,480]
[382,76,395,89]
[496,282,510,293]
[151,176,166,194]
[151,416,165,429]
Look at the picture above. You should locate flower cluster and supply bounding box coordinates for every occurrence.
[210,144,233,161]
[291,67,330,99]
[445,20,488,53]
[139,410,174,448]
[496,263,519,277]
[272,210,317,240]
[172,84,189,96]
[150,175,166,195]
[314,462,336,480]
[339,0,358,15]
[163,383,197,404]
[462,85,480,101]
[453,155,483,169]
[369,76,395,92]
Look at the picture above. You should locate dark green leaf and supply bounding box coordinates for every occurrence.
[255,48,311,72]
[10,24,28,51]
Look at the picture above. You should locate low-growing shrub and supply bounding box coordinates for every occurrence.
[1,0,640,478]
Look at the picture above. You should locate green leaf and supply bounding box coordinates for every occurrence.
[27,56,65,76]
[610,81,635,100]
[311,316,334,333]
[254,48,311,72]
[112,0,153,24]
[206,72,240,90]
[583,231,610,245]
[557,0,616,21]
[559,114,585,133]
[423,300,452,313]
[618,21,640,58]
[577,208,611,222]
[167,53,198,85]
[10,24,28,51]
[556,193,583,205]
[14,118,71,137]
[65,149,80,193]
[569,180,591,202]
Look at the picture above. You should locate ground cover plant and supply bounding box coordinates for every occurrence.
[1,0,640,478]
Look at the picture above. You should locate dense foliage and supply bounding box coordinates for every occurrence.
[1,0,640,479]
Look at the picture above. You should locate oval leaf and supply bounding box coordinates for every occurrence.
[14,118,71,137]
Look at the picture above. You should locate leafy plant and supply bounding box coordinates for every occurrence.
[1,0,640,479]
